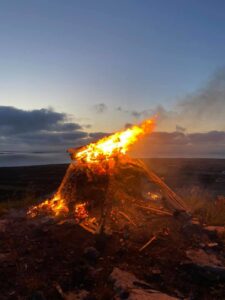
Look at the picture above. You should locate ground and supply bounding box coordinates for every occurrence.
[0,159,225,299]
[1,208,225,299]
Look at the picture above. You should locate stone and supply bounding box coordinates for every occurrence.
[30,291,46,300]
[64,290,89,300]
[0,219,8,232]
[83,246,100,262]
[186,249,223,267]
[204,226,225,236]
[109,267,178,300]
[184,249,225,283]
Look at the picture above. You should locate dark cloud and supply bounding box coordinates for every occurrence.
[0,106,82,134]
[176,125,186,133]
[89,132,108,140]
[93,103,107,113]
[16,131,88,144]
[0,106,99,152]
[83,124,92,129]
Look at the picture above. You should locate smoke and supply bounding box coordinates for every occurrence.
[93,103,107,114]
[177,69,225,131]
[158,69,225,132]
[118,69,225,133]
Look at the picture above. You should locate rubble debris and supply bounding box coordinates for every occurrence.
[118,211,137,226]
[135,204,173,216]
[139,236,157,252]
[184,249,225,283]
[186,249,223,267]
[207,242,219,248]
[83,246,100,262]
[109,267,178,299]
[0,219,8,232]
[55,284,89,300]
[204,226,225,236]
[30,290,46,300]
[0,252,12,263]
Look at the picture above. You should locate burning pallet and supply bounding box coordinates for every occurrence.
[28,118,188,235]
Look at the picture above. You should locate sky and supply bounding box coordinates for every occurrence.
[1,0,225,164]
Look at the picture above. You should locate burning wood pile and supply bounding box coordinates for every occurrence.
[28,119,188,235]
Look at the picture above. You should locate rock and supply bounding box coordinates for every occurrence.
[30,291,46,300]
[56,284,89,300]
[128,289,179,300]
[151,268,161,275]
[0,219,8,232]
[182,262,225,283]
[109,267,178,300]
[207,242,218,248]
[83,246,100,262]
[0,252,12,263]
[204,226,225,236]
[57,218,76,225]
[186,249,223,267]
[184,249,225,283]
[64,290,89,300]
[191,218,200,225]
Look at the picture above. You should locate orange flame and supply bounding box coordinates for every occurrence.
[27,118,155,220]
[75,118,155,163]
[27,194,68,217]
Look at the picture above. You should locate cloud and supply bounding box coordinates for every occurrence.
[0,106,83,135]
[89,132,109,139]
[0,106,101,152]
[176,125,186,133]
[93,103,107,113]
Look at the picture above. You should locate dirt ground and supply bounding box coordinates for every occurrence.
[0,208,225,299]
[1,159,225,299]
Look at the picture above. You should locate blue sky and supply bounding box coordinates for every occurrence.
[1,1,225,162]
[1,1,225,130]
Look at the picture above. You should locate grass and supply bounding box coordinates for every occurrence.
[181,187,225,226]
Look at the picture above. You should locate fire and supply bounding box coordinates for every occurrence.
[74,119,155,163]
[27,117,156,223]
[27,194,69,218]
[74,203,88,223]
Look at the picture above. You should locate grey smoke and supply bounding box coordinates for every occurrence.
[117,69,225,132]
[93,103,107,113]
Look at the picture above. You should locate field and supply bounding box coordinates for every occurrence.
[0,159,225,299]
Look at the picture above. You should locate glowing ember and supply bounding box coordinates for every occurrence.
[74,203,88,223]
[27,194,68,217]
[147,192,161,201]
[74,119,155,163]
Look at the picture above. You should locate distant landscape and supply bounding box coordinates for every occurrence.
[1,158,225,204]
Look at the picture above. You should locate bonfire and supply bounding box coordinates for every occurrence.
[28,118,188,234]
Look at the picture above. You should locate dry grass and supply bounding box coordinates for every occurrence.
[181,187,225,226]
